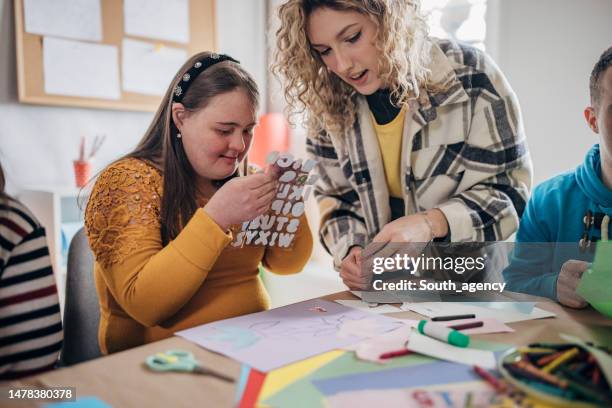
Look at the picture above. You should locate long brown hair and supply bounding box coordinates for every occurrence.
[124,52,259,244]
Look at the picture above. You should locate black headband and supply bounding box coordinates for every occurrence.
[172,53,240,103]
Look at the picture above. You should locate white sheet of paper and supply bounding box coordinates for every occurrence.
[43,37,120,100]
[124,0,189,44]
[176,299,402,372]
[121,39,187,96]
[24,0,102,41]
[402,302,555,323]
[407,330,497,369]
[335,300,402,314]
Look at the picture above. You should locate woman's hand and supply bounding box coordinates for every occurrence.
[340,246,370,290]
[373,214,433,244]
[557,260,589,308]
[204,173,278,230]
[363,210,448,271]
[372,209,448,243]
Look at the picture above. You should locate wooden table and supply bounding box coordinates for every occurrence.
[3,292,611,408]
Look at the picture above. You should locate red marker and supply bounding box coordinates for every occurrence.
[473,365,507,393]
[449,321,484,331]
[379,349,414,360]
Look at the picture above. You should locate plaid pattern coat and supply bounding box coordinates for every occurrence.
[306,40,533,269]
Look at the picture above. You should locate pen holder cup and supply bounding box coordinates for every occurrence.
[73,160,92,188]
[498,347,604,408]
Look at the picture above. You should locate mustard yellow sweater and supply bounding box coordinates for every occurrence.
[85,158,313,354]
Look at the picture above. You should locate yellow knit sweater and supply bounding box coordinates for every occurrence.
[84,158,313,354]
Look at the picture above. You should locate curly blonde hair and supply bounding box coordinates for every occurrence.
[272,0,432,138]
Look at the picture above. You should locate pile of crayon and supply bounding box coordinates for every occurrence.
[502,342,611,406]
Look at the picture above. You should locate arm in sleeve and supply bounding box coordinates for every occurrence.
[436,55,533,242]
[0,226,62,377]
[84,162,232,327]
[262,213,313,274]
[503,188,558,300]
[306,131,369,270]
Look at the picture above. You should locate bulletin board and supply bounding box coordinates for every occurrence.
[14,0,217,112]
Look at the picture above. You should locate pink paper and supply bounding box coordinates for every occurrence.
[441,317,514,335]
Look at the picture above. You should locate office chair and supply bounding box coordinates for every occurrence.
[60,227,101,365]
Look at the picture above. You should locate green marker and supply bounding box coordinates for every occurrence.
[417,320,470,348]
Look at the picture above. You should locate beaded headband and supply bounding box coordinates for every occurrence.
[172,53,240,103]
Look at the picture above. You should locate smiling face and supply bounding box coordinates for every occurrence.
[173,89,257,185]
[307,7,383,95]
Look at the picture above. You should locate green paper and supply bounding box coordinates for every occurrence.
[262,340,509,408]
[577,241,612,317]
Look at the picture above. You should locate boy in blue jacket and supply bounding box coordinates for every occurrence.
[504,46,612,308]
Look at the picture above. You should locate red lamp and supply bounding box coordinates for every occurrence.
[249,113,289,167]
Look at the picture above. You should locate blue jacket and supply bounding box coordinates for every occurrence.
[503,144,612,299]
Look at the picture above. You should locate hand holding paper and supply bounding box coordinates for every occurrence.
[204,173,278,230]
[231,151,318,248]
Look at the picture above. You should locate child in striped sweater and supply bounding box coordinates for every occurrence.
[0,162,63,379]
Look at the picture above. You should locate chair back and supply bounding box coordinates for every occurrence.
[60,227,101,365]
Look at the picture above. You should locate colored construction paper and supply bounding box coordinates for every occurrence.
[577,241,612,317]
[263,352,431,408]
[258,350,344,401]
[264,341,509,407]
[234,364,251,403]
[177,299,402,372]
[313,358,491,396]
[45,397,111,408]
[238,368,266,408]
[324,382,499,408]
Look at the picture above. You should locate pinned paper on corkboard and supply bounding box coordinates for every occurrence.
[231,152,318,249]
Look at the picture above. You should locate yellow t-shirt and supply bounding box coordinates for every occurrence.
[371,107,406,198]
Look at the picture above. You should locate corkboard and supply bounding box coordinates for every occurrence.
[14,0,217,112]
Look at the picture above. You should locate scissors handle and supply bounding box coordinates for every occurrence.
[146,349,235,382]
[146,350,198,372]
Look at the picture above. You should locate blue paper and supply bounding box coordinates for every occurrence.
[234,364,251,403]
[313,351,508,396]
[312,361,479,396]
[45,397,111,408]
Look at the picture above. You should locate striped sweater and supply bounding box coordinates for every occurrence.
[0,195,62,379]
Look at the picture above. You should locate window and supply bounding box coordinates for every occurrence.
[422,0,488,51]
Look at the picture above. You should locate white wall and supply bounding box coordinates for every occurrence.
[0,0,266,194]
[491,0,612,185]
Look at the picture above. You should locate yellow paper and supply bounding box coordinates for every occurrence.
[257,350,345,402]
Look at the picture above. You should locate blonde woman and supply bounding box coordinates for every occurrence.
[273,0,532,290]
[85,53,312,354]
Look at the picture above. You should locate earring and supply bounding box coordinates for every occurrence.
[177,132,182,139]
